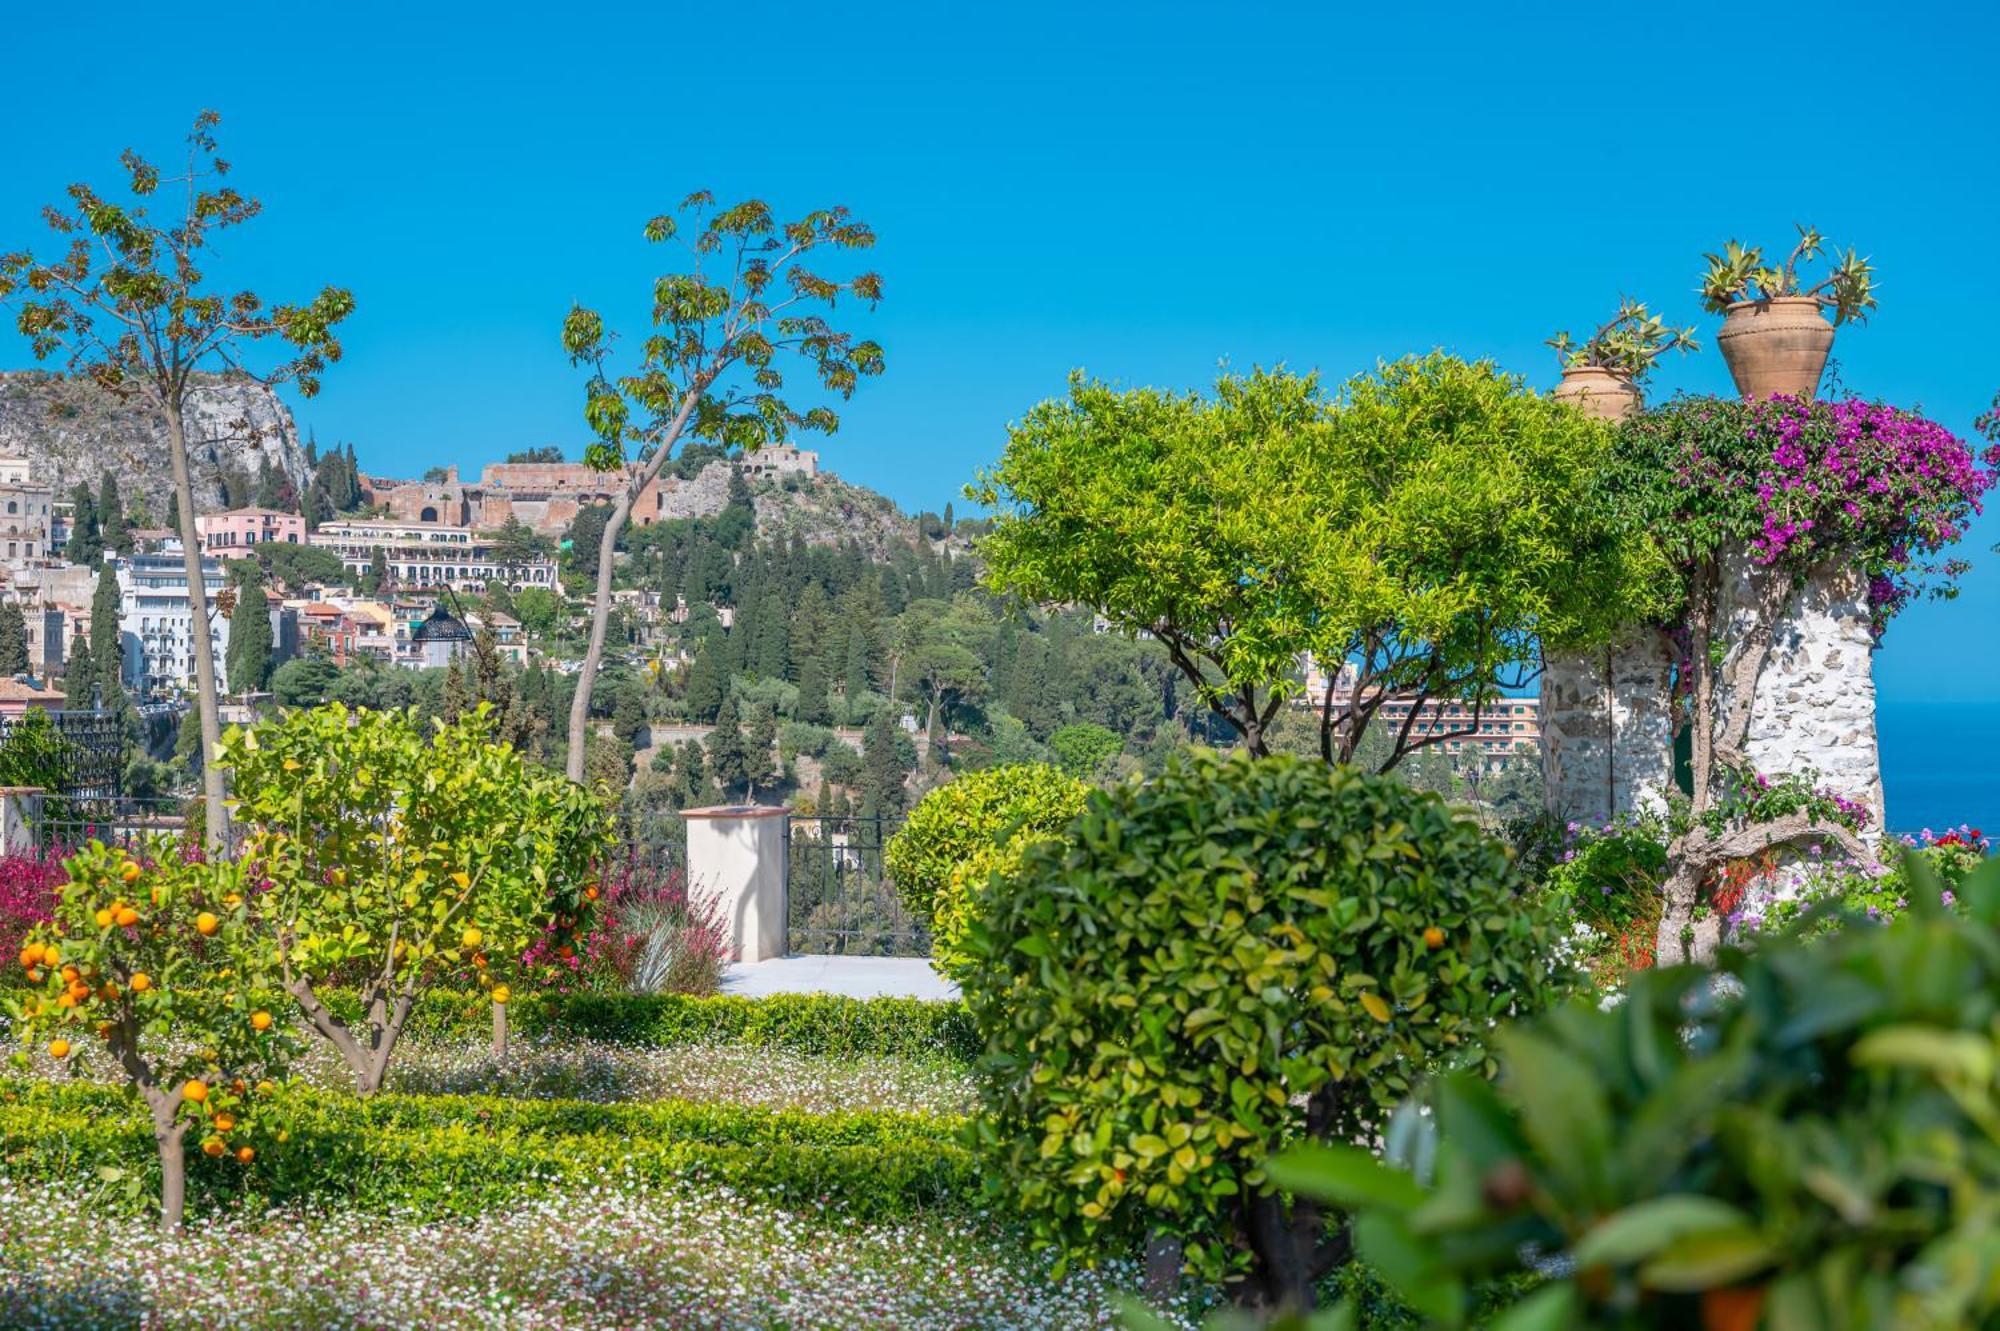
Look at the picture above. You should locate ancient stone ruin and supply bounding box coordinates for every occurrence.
[1541,556,1885,836]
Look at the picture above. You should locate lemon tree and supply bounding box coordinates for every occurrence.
[221,703,609,1094]
[7,838,296,1232]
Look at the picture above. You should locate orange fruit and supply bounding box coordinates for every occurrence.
[114,907,138,928]
[212,1113,236,1132]
[67,981,90,1001]
[60,965,78,983]
[94,909,114,928]
[195,913,219,937]
[490,984,511,1005]
[26,967,42,983]
[19,942,43,968]
[250,1011,272,1032]
[235,1146,254,1164]
[56,993,76,1008]
[201,1137,225,1158]
[584,885,599,902]
[47,1039,70,1059]
[183,1079,209,1103]
[120,860,142,883]
[1423,926,1446,950]
[460,927,483,949]
[40,945,58,967]
[129,973,152,992]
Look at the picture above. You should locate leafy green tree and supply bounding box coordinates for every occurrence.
[973,358,1659,769]
[0,602,27,676]
[225,575,272,694]
[270,654,339,708]
[611,681,648,747]
[1049,721,1121,779]
[65,482,101,564]
[221,704,608,1094]
[0,111,353,851]
[558,193,884,785]
[960,751,1558,1309]
[240,540,352,592]
[98,471,132,555]
[512,586,562,636]
[505,445,566,463]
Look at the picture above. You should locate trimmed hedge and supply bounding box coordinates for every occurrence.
[347,990,979,1062]
[0,1080,975,1222]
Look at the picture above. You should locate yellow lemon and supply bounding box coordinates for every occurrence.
[460,927,482,949]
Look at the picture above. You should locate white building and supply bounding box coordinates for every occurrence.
[310,520,558,592]
[116,553,230,696]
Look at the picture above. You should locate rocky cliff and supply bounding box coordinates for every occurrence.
[0,371,310,520]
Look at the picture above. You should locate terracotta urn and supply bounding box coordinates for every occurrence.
[1715,295,1834,401]
[1551,365,1641,422]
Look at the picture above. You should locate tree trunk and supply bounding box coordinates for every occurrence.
[492,998,508,1059]
[567,390,707,783]
[153,1112,188,1234]
[1237,1192,1320,1310]
[164,400,229,854]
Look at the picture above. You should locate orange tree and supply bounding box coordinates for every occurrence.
[220,703,609,1094]
[7,838,296,1232]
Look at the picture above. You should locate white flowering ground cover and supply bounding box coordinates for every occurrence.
[16,1036,975,1117]
[0,1181,1185,1330]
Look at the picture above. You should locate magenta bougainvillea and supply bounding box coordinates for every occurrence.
[1613,393,1997,631]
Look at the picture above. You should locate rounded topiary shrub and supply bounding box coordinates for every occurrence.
[884,763,1089,976]
[958,750,1558,1307]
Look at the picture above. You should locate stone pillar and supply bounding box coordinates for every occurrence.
[1720,554,1885,837]
[682,804,789,963]
[0,786,45,855]
[1541,630,1676,825]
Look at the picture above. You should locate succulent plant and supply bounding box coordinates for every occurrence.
[1700,224,1878,324]
[1547,298,1700,381]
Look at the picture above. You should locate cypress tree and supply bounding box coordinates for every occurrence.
[99,472,132,555]
[1008,636,1053,737]
[745,703,778,797]
[755,591,788,680]
[683,640,723,723]
[861,708,905,814]
[795,653,832,725]
[65,630,97,705]
[254,459,286,509]
[440,657,469,723]
[90,567,127,713]
[842,628,871,718]
[226,576,273,694]
[0,603,28,676]
[66,483,101,564]
[707,694,748,796]
[363,547,388,595]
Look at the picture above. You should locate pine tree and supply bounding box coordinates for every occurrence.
[65,630,97,705]
[0,603,28,676]
[99,472,131,555]
[612,684,648,748]
[254,459,286,509]
[90,567,127,714]
[678,738,707,794]
[683,640,724,723]
[225,576,273,694]
[65,482,101,564]
[795,653,832,725]
[707,694,748,797]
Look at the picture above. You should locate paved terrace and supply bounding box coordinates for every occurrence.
[720,955,956,1001]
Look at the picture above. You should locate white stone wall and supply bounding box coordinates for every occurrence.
[1541,628,1677,825]
[1718,551,1885,837]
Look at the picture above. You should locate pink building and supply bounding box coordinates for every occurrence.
[197,507,306,554]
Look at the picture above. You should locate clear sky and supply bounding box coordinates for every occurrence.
[4,0,1997,707]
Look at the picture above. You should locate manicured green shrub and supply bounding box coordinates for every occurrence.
[338,989,980,1063]
[1279,852,2000,1328]
[961,750,1558,1308]
[0,1079,974,1222]
[884,763,1088,975]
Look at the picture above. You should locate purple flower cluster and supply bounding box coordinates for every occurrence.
[1742,397,1995,626]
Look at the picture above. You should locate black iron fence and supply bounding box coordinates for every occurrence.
[0,707,128,802]
[34,796,193,859]
[786,813,927,957]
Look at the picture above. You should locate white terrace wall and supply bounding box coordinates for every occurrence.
[1718,552,1886,838]
[1540,629,1677,825]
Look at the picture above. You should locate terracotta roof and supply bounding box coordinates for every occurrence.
[0,678,63,702]
[205,507,301,521]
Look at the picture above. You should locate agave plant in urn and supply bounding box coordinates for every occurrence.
[1547,297,1699,421]
[1701,224,1876,401]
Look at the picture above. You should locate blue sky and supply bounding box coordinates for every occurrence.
[4,0,1998,707]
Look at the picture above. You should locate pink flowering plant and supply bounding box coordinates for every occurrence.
[0,853,65,971]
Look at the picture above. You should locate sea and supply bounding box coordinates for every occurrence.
[1878,701,2000,839]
